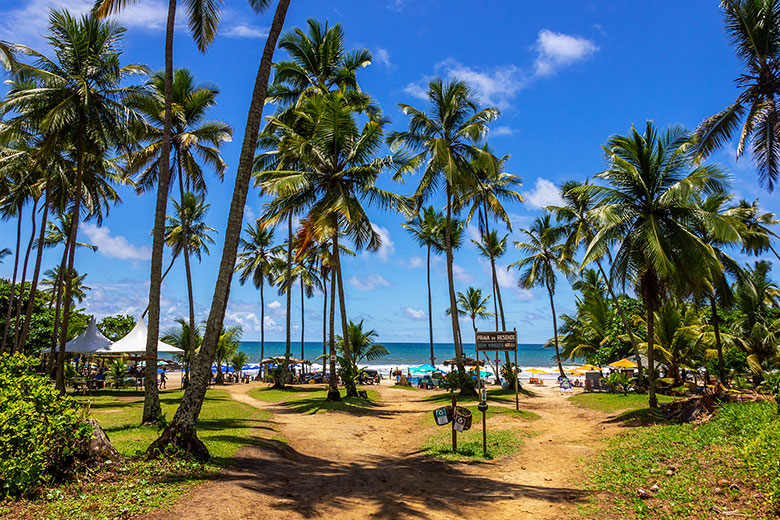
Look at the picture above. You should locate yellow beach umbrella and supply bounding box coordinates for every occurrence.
[609,358,638,368]
[527,368,549,375]
[569,371,585,377]
[574,363,600,371]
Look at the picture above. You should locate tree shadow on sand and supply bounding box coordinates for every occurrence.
[203,440,587,518]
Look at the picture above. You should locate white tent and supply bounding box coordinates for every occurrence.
[64,317,113,353]
[94,319,181,355]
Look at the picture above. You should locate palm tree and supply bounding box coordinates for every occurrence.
[692,0,780,190]
[41,268,90,303]
[0,249,9,263]
[388,78,499,375]
[736,199,780,261]
[256,90,411,398]
[165,191,216,371]
[161,317,202,381]
[336,319,390,376]
[549,180,645,383]
[558,275,613,362]
[148,0,289,460]
[231,351,249,380]
[473,231,509,331]
[1,10,144,393]
[215,325,242,384]
[583,122,735,407]
[511,214,571,378]
[402,206,446,366]
[236,219,276,372]
[450,287,494,334]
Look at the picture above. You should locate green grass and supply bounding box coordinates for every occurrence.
[421,403,539,426]
[580,401,780,519]
[248,386,381,415]
[423,386,532,404]
[6,388,281,520]
[568,392,676,413]
[422,428,527,461]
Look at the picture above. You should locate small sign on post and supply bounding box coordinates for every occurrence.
[475,331,517,352]
[453,414,468,432]
[433,406,451,426]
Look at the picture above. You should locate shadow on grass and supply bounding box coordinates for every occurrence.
[423,387,534,404]
[603,407,671,427]
[284,394,390,417]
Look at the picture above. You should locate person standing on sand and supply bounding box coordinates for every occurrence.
[159,368,167,390]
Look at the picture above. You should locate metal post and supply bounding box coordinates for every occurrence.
[514,327,519,411]
[482,405,487,457]
[451,393,457,453]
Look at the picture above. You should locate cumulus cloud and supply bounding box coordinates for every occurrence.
[403,81,429,101]
[371,224,395,261]
[452,262,474,283]
[403,255,424,269]
[375,47,392,68]
[466,224,482,244]
[523,178,565,209]
[222,24,267,38]
[534,29,598,77]
[491,126,514,137]
[402,306,426,320]
[268,300,282,309]
[81,223,151,261]
[349,274,392,291]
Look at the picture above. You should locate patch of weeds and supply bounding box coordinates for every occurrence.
[422,429,526,461]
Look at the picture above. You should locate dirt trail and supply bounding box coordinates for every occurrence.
[141,383,615,520]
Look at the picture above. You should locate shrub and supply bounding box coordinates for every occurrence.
[500,362,520,386]
[442,369,476,393]
[0,354,92,498]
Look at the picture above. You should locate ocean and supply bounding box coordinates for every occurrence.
[238,341,579,379]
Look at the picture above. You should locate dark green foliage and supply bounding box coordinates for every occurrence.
[442,369,477,393]
[500,362,519,386]
[97,314,136,341]
[0,354,92,498]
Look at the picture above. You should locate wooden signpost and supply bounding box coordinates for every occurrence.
[475,329,519,458]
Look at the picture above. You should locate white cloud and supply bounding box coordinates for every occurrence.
[375,47,392,68]
[491,126,514,137]
[222,24,267,39]
[81,223,151,261]
[466,224,482,244]
[432,58,524,109]
[534,29,598,77]
[348,274,391,291]
[523,178,565,209]
[452,262,474,283]
[371,224,395,261]
[403,255,424,269]
[268,300,282,309]
[402,306,426,320]
[403,81,429,101]
[495,265,516,290]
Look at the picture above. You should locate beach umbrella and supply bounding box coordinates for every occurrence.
[569,371,585,377]
[609,358,638,368]
[574,363,601,371]
[527,368,549,375]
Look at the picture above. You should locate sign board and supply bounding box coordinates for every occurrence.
[453,414,468,432]
[475,331,517,352]
[433,407,451,426]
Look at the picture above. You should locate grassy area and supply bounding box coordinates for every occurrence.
[420,403,538,426]
[580,401,780,519]
[422,428,527,461]
[568,392,677,413]
[248,386,381,415]
[423,386,533,405]
[3,388,280,520]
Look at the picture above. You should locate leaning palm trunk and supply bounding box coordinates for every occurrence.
[546,280,565,378]
[327,246,339,401]
[426,243,434,366]
[57,130,86,393]
[19,184,51,352]
[46,244,69,374]
[333,226,357,397]
[1,211,22,353]
[710,296,727,386]
[142,0,177,425]
[147,0,290,460]
[300,278,305,360]
[444,183,465,375]
[12,198,38,352]
[321,269,327,378]
[177,161,197,383]
[483,212,510,366]
[284,214,292,381]
[260,278,265,377]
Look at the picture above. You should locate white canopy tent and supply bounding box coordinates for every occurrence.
[64,317,113,353]
[93,319,181,355]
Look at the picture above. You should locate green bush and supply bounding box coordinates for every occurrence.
[442,369,476,393]
[0,353,92,498]
[500,362,520,386]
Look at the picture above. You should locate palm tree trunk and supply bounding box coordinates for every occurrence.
[710,296,727,386]
[1,210,22,354]
[177,158,197,383]
[595,258,643,383]
[300,277,305,361]
[444,182,465,374]
[47,245,69,374]
[643,273,658,409]
[12,198,38,352]
[327,243,339,401]
[57,128,86,394]
[546,280,565,378]
[260,279,265,377]
[333,226,357,397]
[426,243,434,366]
[142,0,177,424]
[19,183,50,353]
[147,0,290,460]
[322,267,327,376]
[284,213,292,381]
[141,255,178,319]
[489,255,510,366]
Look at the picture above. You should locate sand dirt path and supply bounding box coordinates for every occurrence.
[140,383,615,520]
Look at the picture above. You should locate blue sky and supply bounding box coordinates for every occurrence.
[1,0,779,343]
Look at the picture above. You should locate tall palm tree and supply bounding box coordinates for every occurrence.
[335,319,390,377]
[0,249,9,263]
[388,78,499,375]
[549,179,645,383]
[402,206,446,366]
[164,191,216,371]
[41,268,90,303]
[692,0,780,190]
[149,0,290,460]
[257,91,410,398]
[451,287,493,334]
[473,231,509,330]
[161,317,202,380]
[511,214,571,378]
[214,325,242,384]
[736,199,780,261]
[94,0,269,425]
[236,219,276,370]
[583,122,736,407]
[1,10,144,392]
